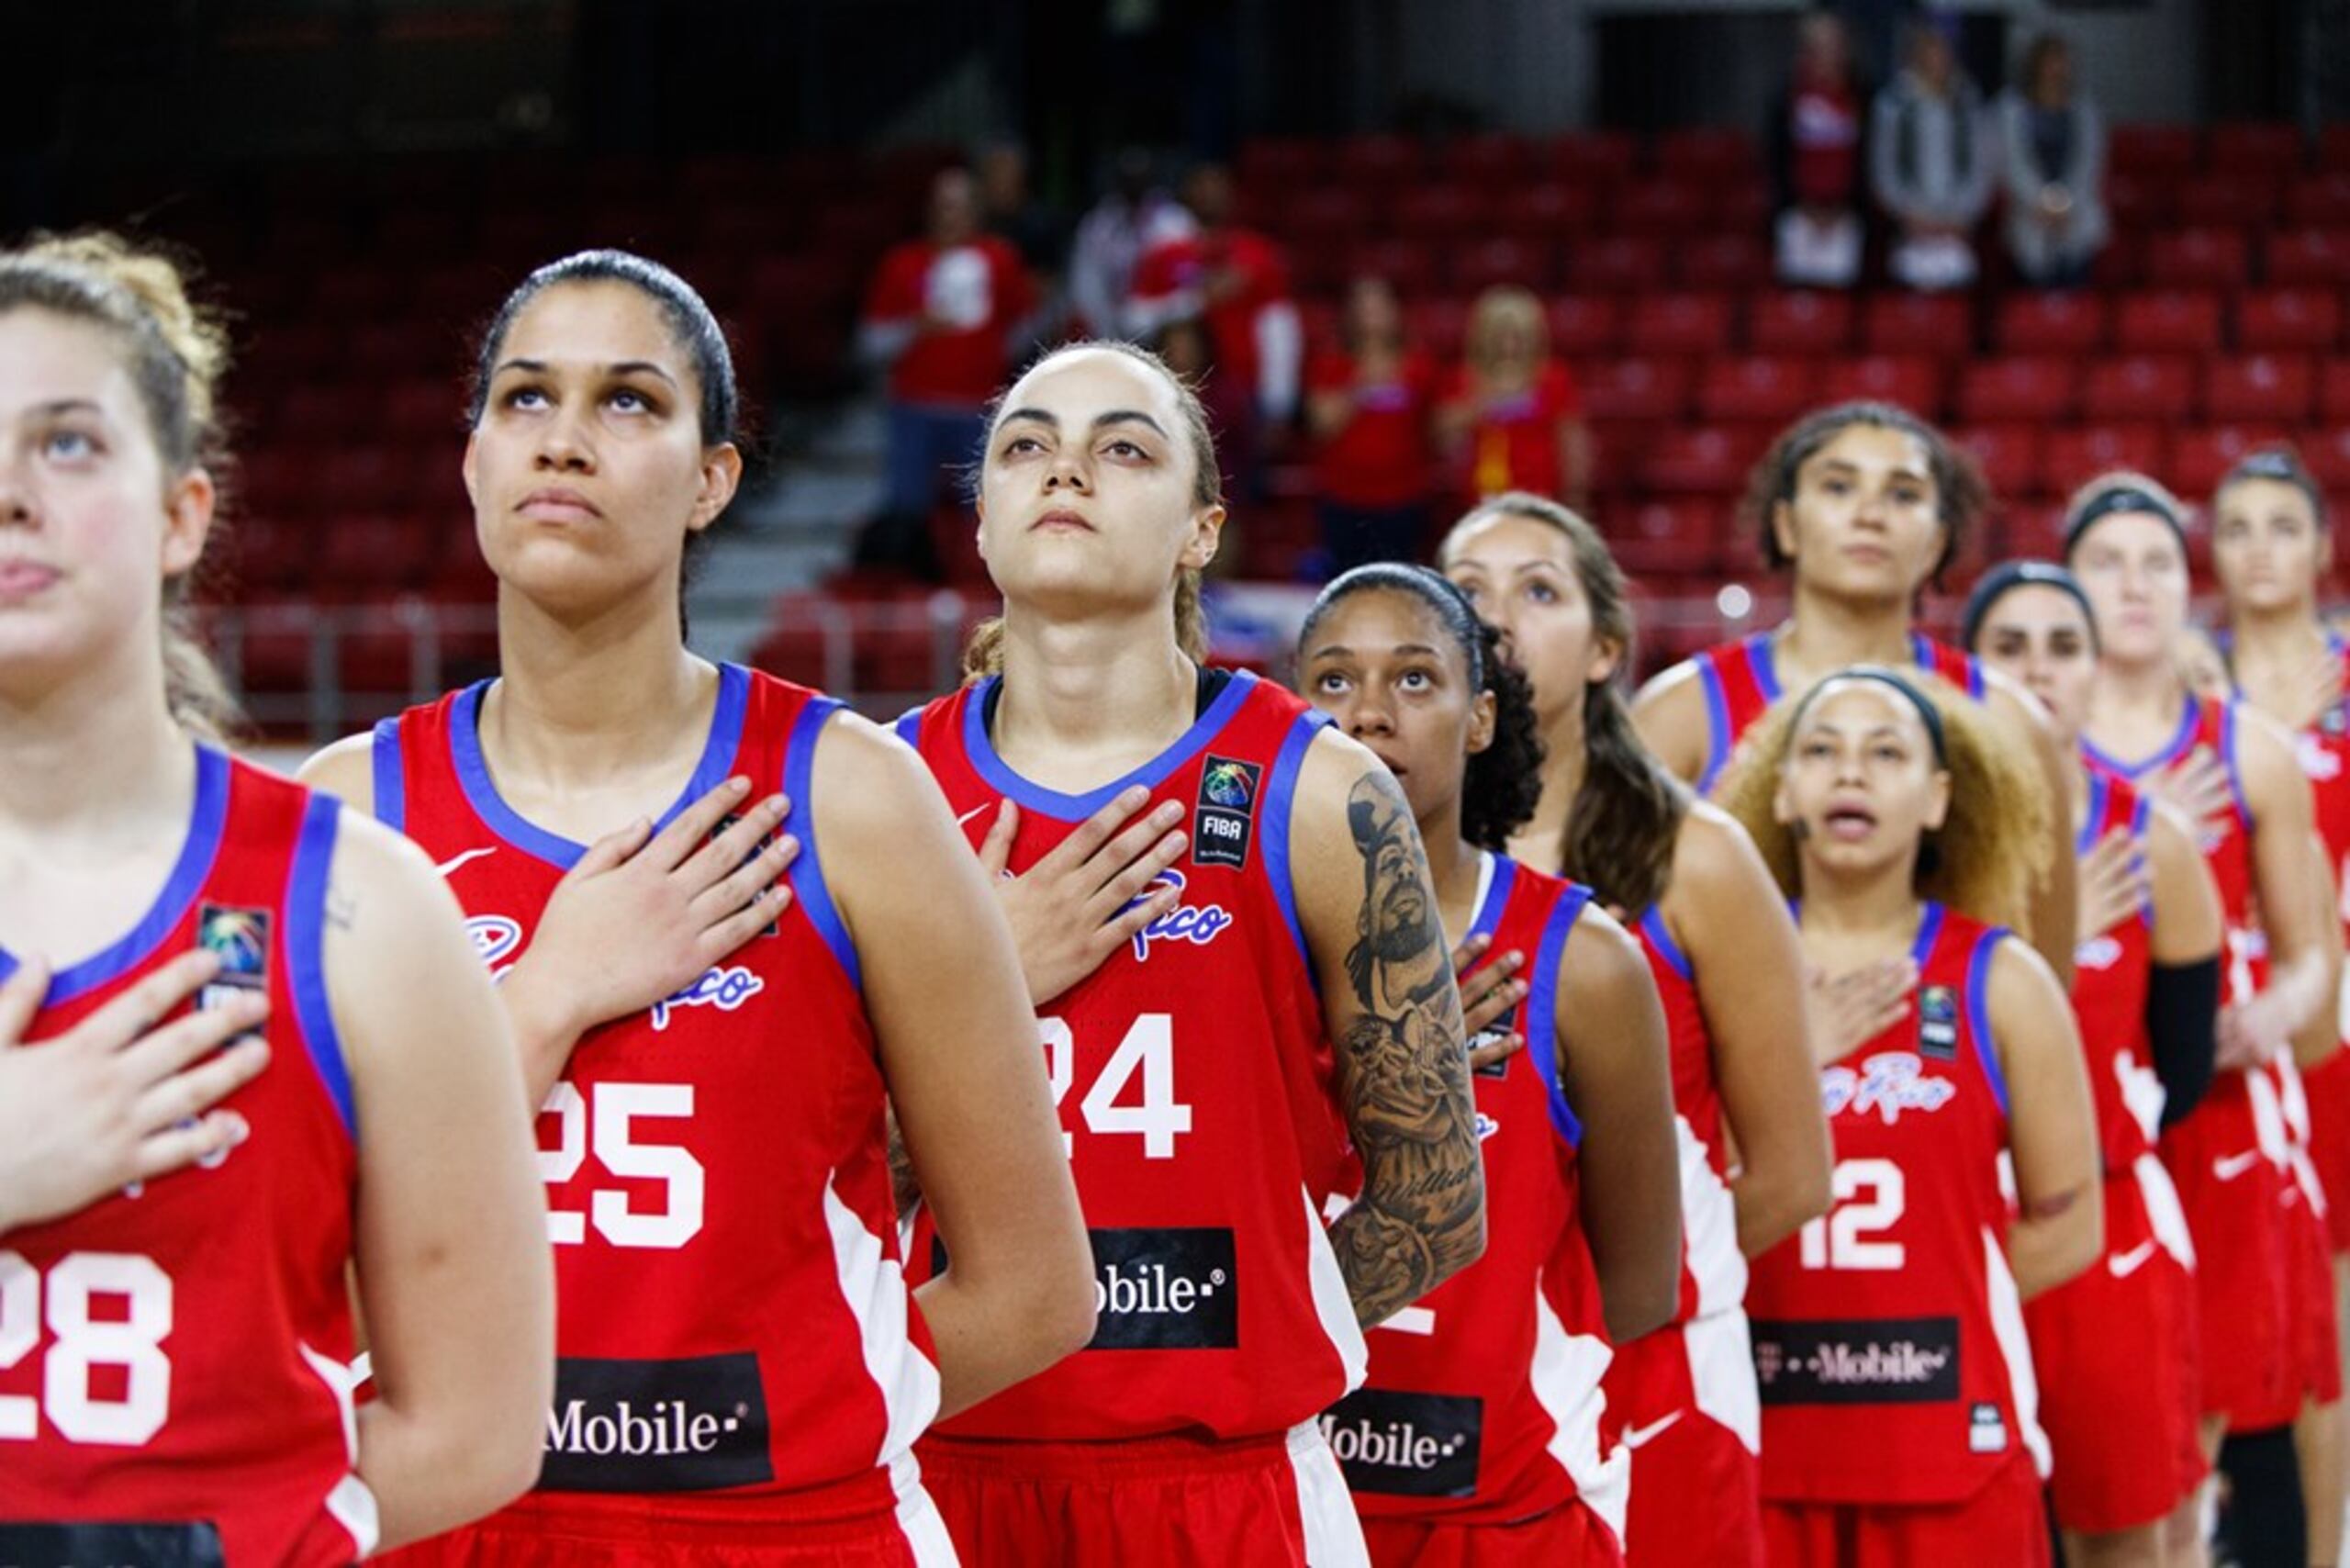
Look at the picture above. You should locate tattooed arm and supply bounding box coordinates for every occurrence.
[1290,731,1486,1327]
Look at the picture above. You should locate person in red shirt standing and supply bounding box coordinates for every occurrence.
[1306,278,1439,575]
[861,166,1037,543]
[1127,163,1302,436]
[1435,287,1591,517]
[1766,10,1868,288]
[1720,669,2102,1568]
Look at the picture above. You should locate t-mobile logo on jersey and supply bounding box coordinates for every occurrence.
[541,1353,774,1493]
[1084,1227,1239,1350]
[1317,1389,1483,1498]
[1752,1316,1961,1406]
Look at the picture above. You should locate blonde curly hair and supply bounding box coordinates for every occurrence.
[1716,666,2053,938]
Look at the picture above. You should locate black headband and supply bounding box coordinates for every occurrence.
[2064,483,2188,558]
[1961,559,2098,654]
[1792,666,1950,768]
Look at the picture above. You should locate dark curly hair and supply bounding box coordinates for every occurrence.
[1742,400,1991,588]
[1298,564,1545,852]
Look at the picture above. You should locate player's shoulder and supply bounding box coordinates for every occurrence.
[297,730,377,814]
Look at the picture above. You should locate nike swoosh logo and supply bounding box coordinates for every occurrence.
[2108,1240,2159,1279]
[956,802,995,828]
[1622,1411,1683,1450]
[2212,1150,2265,1182]
[434,846,497,878]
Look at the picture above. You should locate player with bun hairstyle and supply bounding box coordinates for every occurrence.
[0,233,553,1559]
[1296,562,1682,1565]
[305,250,1094,1562]
[2065,470,2341,1564]
[1633,400,2078,983]
[894,338,1486,1566]
[1964,560,2223,1567]
[1438,492,1830,1568]
[1718,668,2100,1568]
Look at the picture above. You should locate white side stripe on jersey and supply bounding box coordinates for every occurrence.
[822,1174,942,1469]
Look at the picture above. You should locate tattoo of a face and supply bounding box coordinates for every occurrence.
[1326,771,1484,1327]
[886,1104,922,1218]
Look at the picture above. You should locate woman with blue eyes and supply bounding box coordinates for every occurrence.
[304,250,1095,1564]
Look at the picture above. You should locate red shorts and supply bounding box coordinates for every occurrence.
[2285,1167,2344,1409]
[2303,1048,2350,1253]
[1601,1315,1762,1568]
[917,1424,1367,1568]
[382,1484,956,1567]
[2023,1163,2205,1533]
[1760,1456,2050,1568]
[2162,1074,2299,1429]
[1360,1500,1621,1567]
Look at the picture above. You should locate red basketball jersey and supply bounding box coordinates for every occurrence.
[898,670,1367,1442]
[1691,632,1986,795]
[1632,908,1747,1327]
[0,747,374,1565]
[1748,905,2046,1506]
[1324,856,1623,1537]
[374,664,937,1526]
[2069,770,2162,1174]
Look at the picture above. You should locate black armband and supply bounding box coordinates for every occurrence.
[2148,955,2221,1130]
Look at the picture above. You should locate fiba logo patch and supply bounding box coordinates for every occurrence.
[1193,756,1261,870]
[197,905,270,988]
[1916,984,1958,1060]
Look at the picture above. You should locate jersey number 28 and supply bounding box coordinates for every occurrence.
[0,1250,171,1446]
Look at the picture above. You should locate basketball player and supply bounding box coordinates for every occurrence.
[0,234,553,1560]
[894,339,1486,1566]
[2065,473,2338,1567]
[1719,668,2102,1568]
[1437,492,1831,1567]
[1631,401,2077,980]
[1965,560,2223,1567]
[302,251,1095,1562]
[1297,563,1682,1564]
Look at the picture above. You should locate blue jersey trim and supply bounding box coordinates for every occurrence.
[2,745,231,1002]
[785,697,861,991]
[1467,853,1516,948]
[1747,632,1783,703]
[1639,904,1694,982]
[450,662,752,871]
[1695,656,1734,796]
[890,708,924,749]
[2219,701,2256,834]
[285,795,357,1138]
[2081,693,2200,782]
[1964,925,2011,1119]
[1909,901,1947,968]
[1263,708,1332,969]
[370,717,405,832]
[959,668,1262,821]
[1911,632,1986,700]
[2076,769,2110,857]
[1525,883,1595,1147]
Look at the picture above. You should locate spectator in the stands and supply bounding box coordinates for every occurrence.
[1069,147,1193,338]
[1767,9,1869,288]
[1306,277,1438,575]
[1437,286,1591,516]
[1997,31,2107,289]
[1154,315,1252,541]
[1127,162,1301,434]
[1870,17,1998,291]
[856,165,1035,574]
[978,141,1068,282]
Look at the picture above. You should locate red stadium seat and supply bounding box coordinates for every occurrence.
[1393,185,1494,243]
[274,386,370,444]
[2043,427,2170,496]
[2082,356,2196,422]
[2174,427,2295,495]
[2284,174,2350,229]
[2209,122,2305,179]
[2323,127,2350,170]
[1284,188,1372,249]
[2144,230,2250,289]
[1993,292,2109,355]
[1238,138,1326,193]
[1441,133,1532,192]
[1747,291,1856,355]
[1606,498,1726,577]
[1545,296,1621,359]
[2236,287,2343,352]
[2205,355,2317,423]
[1566,235,1667,294]
[318,446,420,512]
[1579,358,1694,422]
[1998,502,2069,559]
[1335,135,1421,187]
[2112,290,2223,354]
[1545,131,1639,190]
[1818,355,1944,416]
[2296,428,2350,492]
[1497,182,1599,243]
[1451,237,1556,294]
[1654,128,1760,184]
[2109,126,2200,181]
[2323,363,2350,422]
[1617,183,1708,236]
[1677,233,1769,292]
[1696,357,1820,424]
[1622,293,1735,357]
[1348,239,1438,299]
[1863,294,1974,357]
[1955,358,2079,424]
[1405,298,1470,361]
[1950,426,2046,500]
[2173,175,2278,230]
[1639,427,1760,497]
[2105,173,2170,232]
[2266,229,2350,286]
